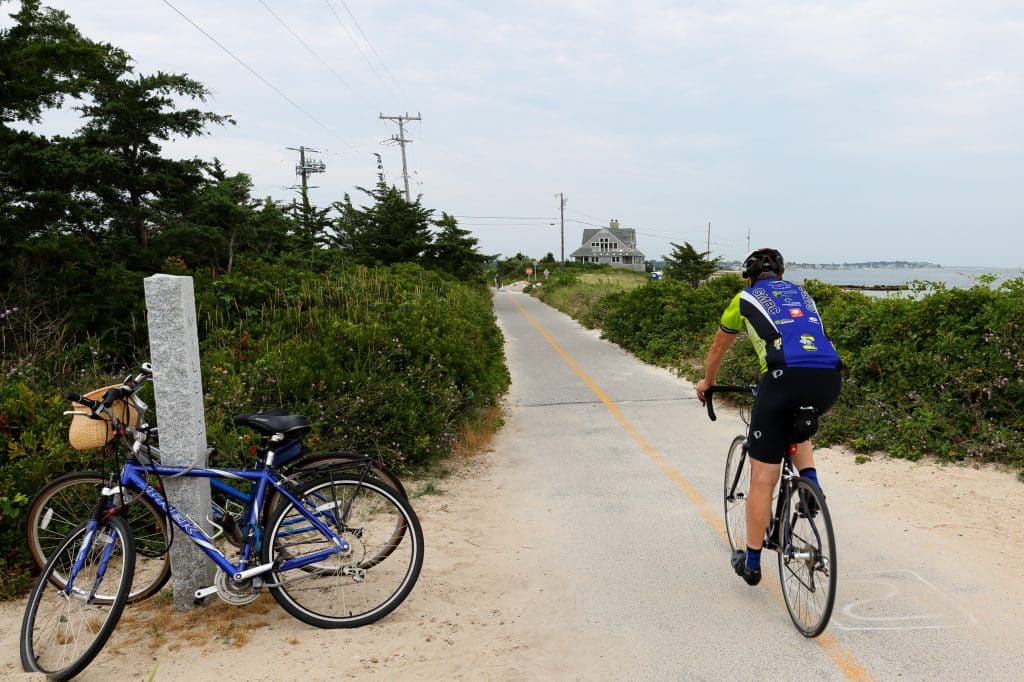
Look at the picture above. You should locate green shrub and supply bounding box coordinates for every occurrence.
[532,274,1024,471]
[0,260,509,596]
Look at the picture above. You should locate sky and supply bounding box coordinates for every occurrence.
[5,0,1023,266]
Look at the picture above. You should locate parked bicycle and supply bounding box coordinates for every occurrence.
[21,378,424,680]
[704,384,837,637]
[25,363,409,603]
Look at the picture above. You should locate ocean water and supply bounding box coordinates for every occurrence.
[783,266,1022,291]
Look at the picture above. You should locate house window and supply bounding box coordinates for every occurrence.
[612,256,621,263]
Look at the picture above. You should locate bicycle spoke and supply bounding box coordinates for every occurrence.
[778,481,836,637]
[21,517,135,678]
[263,475,422,628]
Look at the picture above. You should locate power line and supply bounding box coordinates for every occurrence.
[160,0,360,153]
[323,0,407,107]
[565,219,745,248]
[462,223,557,228]
[334,0,410,106]
[256,0,367,106]
[565,206,603,221]
[453,215,555,220]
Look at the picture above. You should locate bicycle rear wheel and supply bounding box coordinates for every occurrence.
[723,435,749,552]
[778,478,836,637]
[26,472,170,603]
[262,474,423,628]
[21,515,136,680]
[285,451,408,500]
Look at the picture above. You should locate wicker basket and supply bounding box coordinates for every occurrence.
[68,385,142,451]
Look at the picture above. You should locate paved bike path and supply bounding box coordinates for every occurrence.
[492,287,1024,681]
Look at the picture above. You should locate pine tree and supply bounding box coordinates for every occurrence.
[333,156,434,266]
[430,213,495,280]
[662,241,720,287]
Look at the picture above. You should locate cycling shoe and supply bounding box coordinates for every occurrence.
[731,550,762,586]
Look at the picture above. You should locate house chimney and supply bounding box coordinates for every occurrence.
[610,219,619,230]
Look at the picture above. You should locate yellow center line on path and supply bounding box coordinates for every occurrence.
[511,297,873,682]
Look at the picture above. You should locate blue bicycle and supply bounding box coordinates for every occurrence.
[25,364,408,604]
[20,384,424,680]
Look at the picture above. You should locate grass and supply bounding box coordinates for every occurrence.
[117,591,275,651]
[534,268,649,322]
[403,402,505,497]
[577,271,648,289]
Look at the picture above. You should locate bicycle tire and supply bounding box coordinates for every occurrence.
[262,474,423,628]
[285,451,408,499]
[778,478,837,637]
[723,435,748,553]
[21,515,136,680]
[25,472,171,603]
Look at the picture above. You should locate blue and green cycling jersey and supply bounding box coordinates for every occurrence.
[720,278,841,373]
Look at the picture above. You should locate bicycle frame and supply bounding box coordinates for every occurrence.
[118,461,351,588]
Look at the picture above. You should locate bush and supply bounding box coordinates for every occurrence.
[531,274,1024,471]
[0,260,509,596]
[193,261,509,469]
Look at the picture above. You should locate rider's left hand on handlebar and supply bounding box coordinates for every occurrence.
[695,378,713,404]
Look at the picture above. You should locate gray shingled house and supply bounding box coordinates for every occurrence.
[569,219,646,272]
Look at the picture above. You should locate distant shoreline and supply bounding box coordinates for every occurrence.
[718,260,943,270]
[710,265,1020,292]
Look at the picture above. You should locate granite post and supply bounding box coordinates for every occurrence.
[143,274,215,610]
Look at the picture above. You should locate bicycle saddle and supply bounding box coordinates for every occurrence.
[233,410,311,437]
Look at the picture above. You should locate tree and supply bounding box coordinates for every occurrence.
[73,70,233,247]
[662,241,719,287]
[287,195,334,253]
[333,157,434,266]
[0,0,128,253]
[0,0,126,124]
[429,213,495,280]
[154,160,273,273]
[496,252,535,280]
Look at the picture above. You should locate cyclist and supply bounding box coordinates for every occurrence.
[694,247,841,586]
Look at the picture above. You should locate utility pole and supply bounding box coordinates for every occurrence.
[286,146,326,244]
[707,221,711,255]
[379,112,421,201]
[747,227,751,255]
[556,192,567,266]
[287,145,326,198]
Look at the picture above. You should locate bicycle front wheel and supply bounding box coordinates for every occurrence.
[26,472,170,603]
[21,515,136,680]
[723,435,749,553]
[262,475,424,628]
[778,478,837,637]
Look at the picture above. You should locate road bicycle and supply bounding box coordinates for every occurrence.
[21,383,424,680]
[25,364,409,604]
[704,385,837,637]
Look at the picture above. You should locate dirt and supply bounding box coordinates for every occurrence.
[1,443,1021,681]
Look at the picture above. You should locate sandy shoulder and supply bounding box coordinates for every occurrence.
[817,445,1022,585]
[0,449,611,681]
[1,442,1021,680]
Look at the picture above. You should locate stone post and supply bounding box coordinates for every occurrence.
[144,274,214,610]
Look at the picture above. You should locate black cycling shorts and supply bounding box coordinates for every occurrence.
[747,367,842,465]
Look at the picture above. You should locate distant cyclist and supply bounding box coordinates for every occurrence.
[695,248,842,586]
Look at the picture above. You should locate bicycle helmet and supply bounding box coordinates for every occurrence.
[740,247,785,280]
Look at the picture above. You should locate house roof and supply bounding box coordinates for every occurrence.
[572,226,645,258]
[581,227,638,247]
